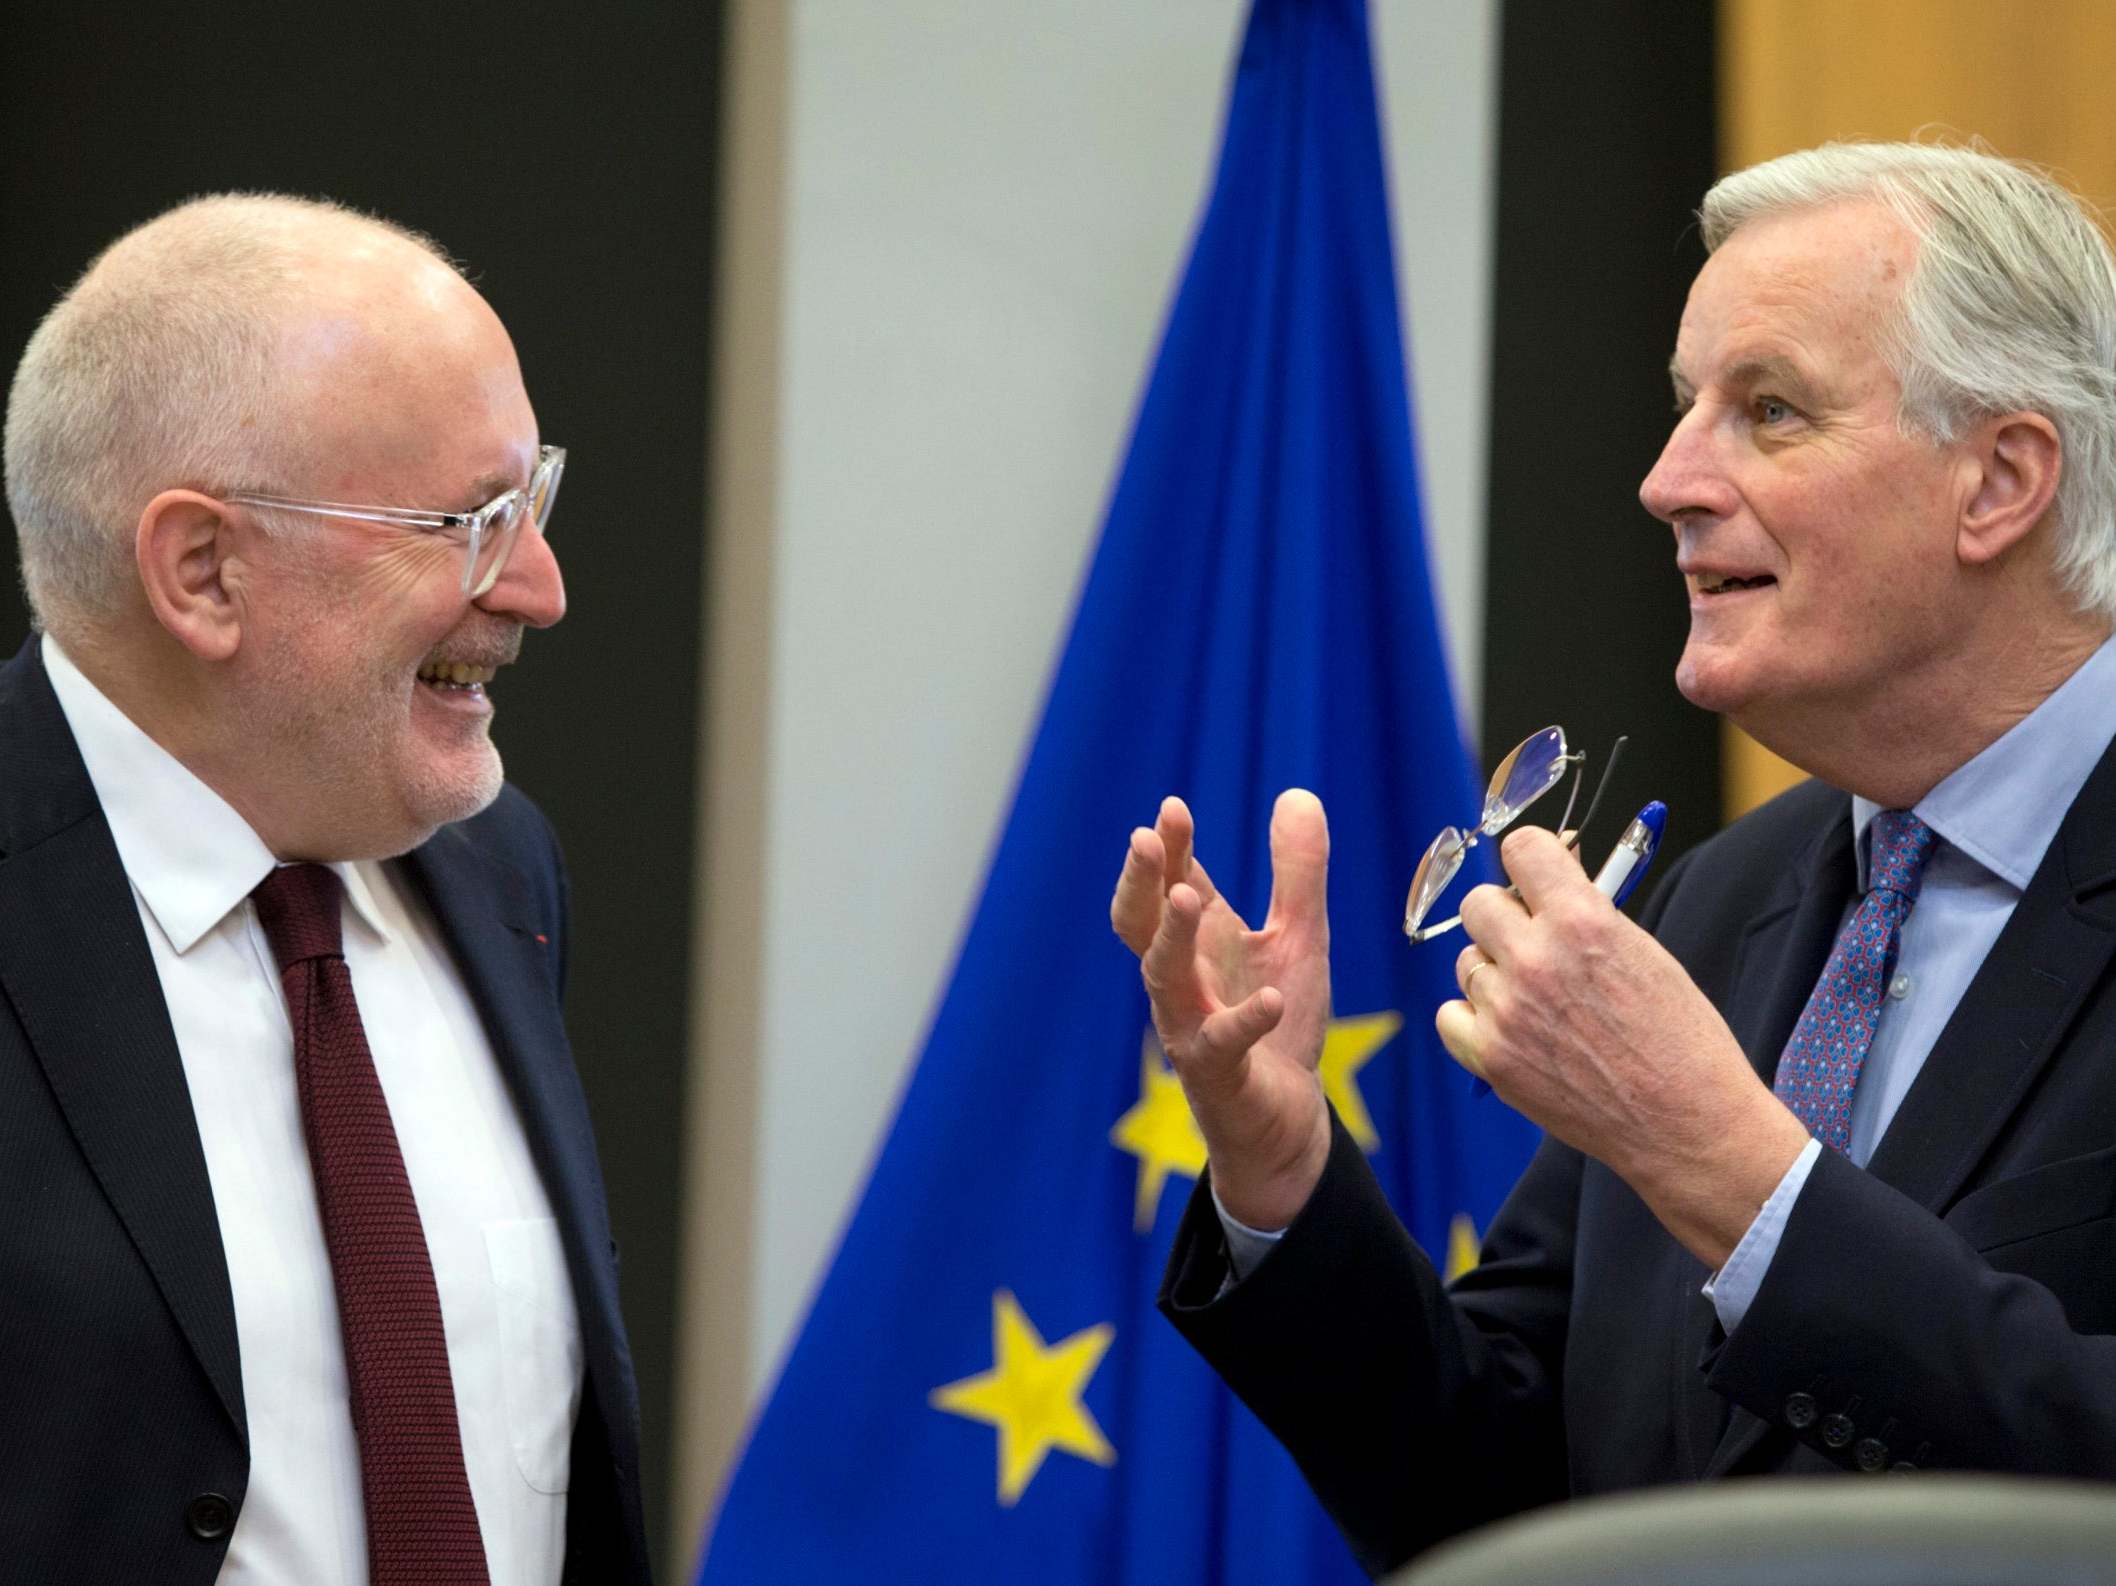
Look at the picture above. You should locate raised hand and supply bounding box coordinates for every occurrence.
[1110,789,1335,1230]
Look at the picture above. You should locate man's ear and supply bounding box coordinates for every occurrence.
[1959,411,2062,567]
[136,490,246,661]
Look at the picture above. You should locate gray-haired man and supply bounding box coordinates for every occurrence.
[1113,141,2116,1575]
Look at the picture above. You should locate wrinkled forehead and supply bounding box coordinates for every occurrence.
[1670,200,1918,394]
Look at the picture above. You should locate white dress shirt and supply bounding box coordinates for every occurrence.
[44,635,582,1586]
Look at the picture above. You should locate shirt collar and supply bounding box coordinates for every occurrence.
[1852,633,2116,892]
[41,634,394,953]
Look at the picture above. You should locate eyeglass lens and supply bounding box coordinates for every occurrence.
[530,452,564,530]
[1404,726,1571,935]
[1485,727,1569,830]
[463,452,563,597]
[465,504,519,596]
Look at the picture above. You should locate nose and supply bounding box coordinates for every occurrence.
[1638,403,1735,527]
[477,519,566,628]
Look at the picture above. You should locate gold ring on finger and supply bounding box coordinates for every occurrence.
[1464,957,1494,1003]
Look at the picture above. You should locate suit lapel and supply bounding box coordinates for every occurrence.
[0,642,245,1438]
[1724,807,1858,1087]
[399,828,629,1387]
[1692,802,1854,1479]
[406,821,648,1566]
[1864,730,2116,1208]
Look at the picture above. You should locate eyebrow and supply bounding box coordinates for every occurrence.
[1728,355,1818,396]
[456,469,522,511]
[1668,353,1819,402]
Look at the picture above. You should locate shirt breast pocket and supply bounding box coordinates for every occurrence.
[484,1218,584,1494]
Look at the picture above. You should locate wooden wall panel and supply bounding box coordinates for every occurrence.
[1717,0,2116,817]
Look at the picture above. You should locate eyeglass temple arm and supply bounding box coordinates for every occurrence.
[1566,734,1628,852]
[226,497,468,530]
[1408,910,1465,944]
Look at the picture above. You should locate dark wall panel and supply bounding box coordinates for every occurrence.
[1484,0,1722,865]
[1,2,719,1570]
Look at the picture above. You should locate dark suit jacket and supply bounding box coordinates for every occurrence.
[1162,740,2116,1579]
[0,639,652,1585]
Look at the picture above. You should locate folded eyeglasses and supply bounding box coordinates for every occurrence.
[1404,726,1627,943]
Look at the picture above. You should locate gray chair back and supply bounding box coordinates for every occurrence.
[1387,1476,2116,1586]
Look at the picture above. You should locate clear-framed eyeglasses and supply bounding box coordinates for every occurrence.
[1403,726,1626,943]
[224,444,565,597]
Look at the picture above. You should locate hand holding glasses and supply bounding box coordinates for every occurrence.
[1404,726,1627,944]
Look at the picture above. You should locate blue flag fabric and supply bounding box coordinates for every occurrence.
[698,1,1542,1579]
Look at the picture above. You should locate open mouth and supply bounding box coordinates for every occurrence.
[417,659,497,694]
[1695,573,1777,596]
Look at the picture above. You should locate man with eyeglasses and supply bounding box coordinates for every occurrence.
[1114,141,2116,1576]
[0,196,649,1584]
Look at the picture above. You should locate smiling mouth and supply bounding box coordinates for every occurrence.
[417,659,497,692]
[1695,574,1777,595]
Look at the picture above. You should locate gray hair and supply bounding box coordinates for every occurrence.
[1701,142,2116,623]
[3,193,457,639]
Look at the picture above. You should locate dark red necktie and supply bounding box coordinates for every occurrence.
[252,863,491,1585]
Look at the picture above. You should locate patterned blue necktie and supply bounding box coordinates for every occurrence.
[1772,809,1939,1154]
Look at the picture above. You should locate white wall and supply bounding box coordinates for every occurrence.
[679,0,1499,1547]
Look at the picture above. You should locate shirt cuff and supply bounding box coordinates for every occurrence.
[1211,1182,1287,1283]
[1702,1136,1823,1334]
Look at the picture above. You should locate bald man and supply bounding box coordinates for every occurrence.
[0,198,649,1584]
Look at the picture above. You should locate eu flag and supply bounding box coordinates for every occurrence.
[697,1,1541,1579]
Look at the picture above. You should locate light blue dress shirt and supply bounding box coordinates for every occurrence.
[1709,633,2116,1329]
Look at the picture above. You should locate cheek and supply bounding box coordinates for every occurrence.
[345,544,470,655]
[1763,470,1902,590]
[358,535,465,599]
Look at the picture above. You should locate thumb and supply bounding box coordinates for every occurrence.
[1193,985,1286,1073]
[1263,788,1330,939]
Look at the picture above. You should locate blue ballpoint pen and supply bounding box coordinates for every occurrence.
[1593,800,1668,908]
[1467,800,1668,1098]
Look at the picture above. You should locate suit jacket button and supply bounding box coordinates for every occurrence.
[186,1493,235,1540]
[1854,1437,1888,1471]
[1784,1392,1818,1430]
[1821,1413,1855,1448]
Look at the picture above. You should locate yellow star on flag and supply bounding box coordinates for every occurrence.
[1445,1211,1481,1282]
[1316,1009,1401,1150]
[930,1290,1116,1506]
[1109,1033,1207,1231]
